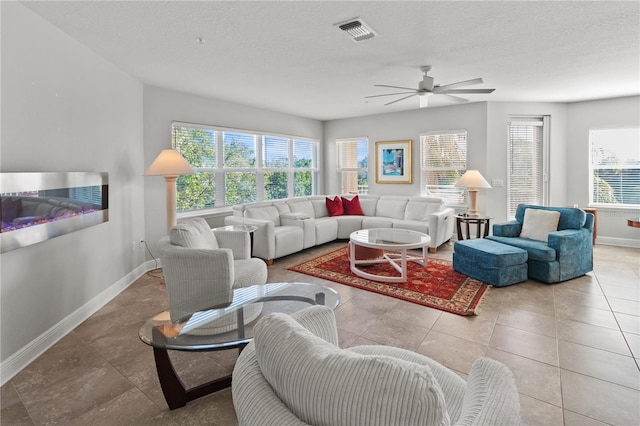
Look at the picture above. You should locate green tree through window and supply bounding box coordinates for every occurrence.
[420,131,467,202]
[172,123,319,212]
[173,126,216,210]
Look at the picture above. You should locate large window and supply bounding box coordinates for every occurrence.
[420,131,467,203]
[336,138,368,194]
[172,122,319,212]
[507,116,549,217]
[590,127,640,207]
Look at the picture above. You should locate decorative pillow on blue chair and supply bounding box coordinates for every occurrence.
[519,208,560,242]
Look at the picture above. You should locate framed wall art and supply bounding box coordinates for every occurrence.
[375,140,412,184]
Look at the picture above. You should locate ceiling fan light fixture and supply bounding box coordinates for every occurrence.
[419,76,434,92]
[335,18,377,42]
[366,65,495,109]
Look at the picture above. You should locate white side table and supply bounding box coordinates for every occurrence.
[213,224,258,257]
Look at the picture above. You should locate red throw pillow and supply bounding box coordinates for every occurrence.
[326,196,344,217]
[341,195,364,215]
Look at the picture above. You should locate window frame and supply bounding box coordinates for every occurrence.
[172,121,320,212]
[336,137,369,194]
[589,127,640,208]
[419,130,467,204]
[506,116,550,218]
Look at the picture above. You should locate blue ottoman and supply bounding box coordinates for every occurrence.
[453,239,528,287]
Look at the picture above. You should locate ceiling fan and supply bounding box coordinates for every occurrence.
[366,65,495,108]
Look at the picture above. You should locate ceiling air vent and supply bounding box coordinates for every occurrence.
[336,18,377,42]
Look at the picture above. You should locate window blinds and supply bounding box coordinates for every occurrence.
[420,131,467,202]
[590,128,640,206]
[336,138,368,194]
[507,119,544,217]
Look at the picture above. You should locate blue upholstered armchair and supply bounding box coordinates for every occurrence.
[487,204,594,283]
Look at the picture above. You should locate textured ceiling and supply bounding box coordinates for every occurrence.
[21,1,640,121]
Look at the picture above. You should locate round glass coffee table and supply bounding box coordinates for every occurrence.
[349,228,431,283]
[139,282,339,409]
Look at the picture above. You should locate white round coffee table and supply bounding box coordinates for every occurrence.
[349,228,431,283]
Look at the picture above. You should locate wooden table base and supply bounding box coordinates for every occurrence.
[153,346,243,409]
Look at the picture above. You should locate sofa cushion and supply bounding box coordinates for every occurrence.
[246,205,281,226]
[315,217,339,245]
[254,312,450,426]
[341,195,364,215]
[358,195,379,216]
[311,199,329,218]
[394,220,429,234]
[362,216,394,229]
[325,196,344,216]
[335,216,365,239]
[274,226,304,258]
[487,236,557,262]
[376,196,408,219]
[404,199,441,221]
[169,218,219,249]
[274,201,291,215]
[520,208,560,242]
[289,200,315,218]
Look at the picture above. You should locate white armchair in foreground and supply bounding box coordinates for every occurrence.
[233,305,523,426]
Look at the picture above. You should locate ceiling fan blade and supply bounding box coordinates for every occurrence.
[437,94,468,103]
[436,88,495,94]
[375,84,419,91]
[384,93,418,106]
[365,91,418,99]
[434,78,483,92]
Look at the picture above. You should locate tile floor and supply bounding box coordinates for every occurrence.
[1,242,639,425]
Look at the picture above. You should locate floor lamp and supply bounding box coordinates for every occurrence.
[145,149,194,231]
[455,170,492,217]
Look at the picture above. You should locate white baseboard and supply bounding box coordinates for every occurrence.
[0,259,158,386]
[596,236,640,249]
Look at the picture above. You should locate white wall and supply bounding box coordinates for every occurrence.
[323,102,488,198]
[567,96,640,246]
[142,86,324,256]
[0,3,145,382]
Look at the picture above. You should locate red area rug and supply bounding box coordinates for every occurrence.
[289,246,488,316]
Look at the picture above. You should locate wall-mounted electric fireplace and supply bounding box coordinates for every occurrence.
[0,172,108,253]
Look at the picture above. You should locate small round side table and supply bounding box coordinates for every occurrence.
[455,215,493,240]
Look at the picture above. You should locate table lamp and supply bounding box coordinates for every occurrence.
[455,170,492,217]
[145,149,194,230]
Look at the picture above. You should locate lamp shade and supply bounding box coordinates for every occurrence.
[145,149,194,176]
[455,170,491,189]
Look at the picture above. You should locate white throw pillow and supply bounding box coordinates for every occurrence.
[520,208,561,242]
[254,313,450,426]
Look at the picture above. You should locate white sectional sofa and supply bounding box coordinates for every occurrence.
[224,194,455,263]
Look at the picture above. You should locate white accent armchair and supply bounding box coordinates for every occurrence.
[233,305,523,426]
[157,218,268,332]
